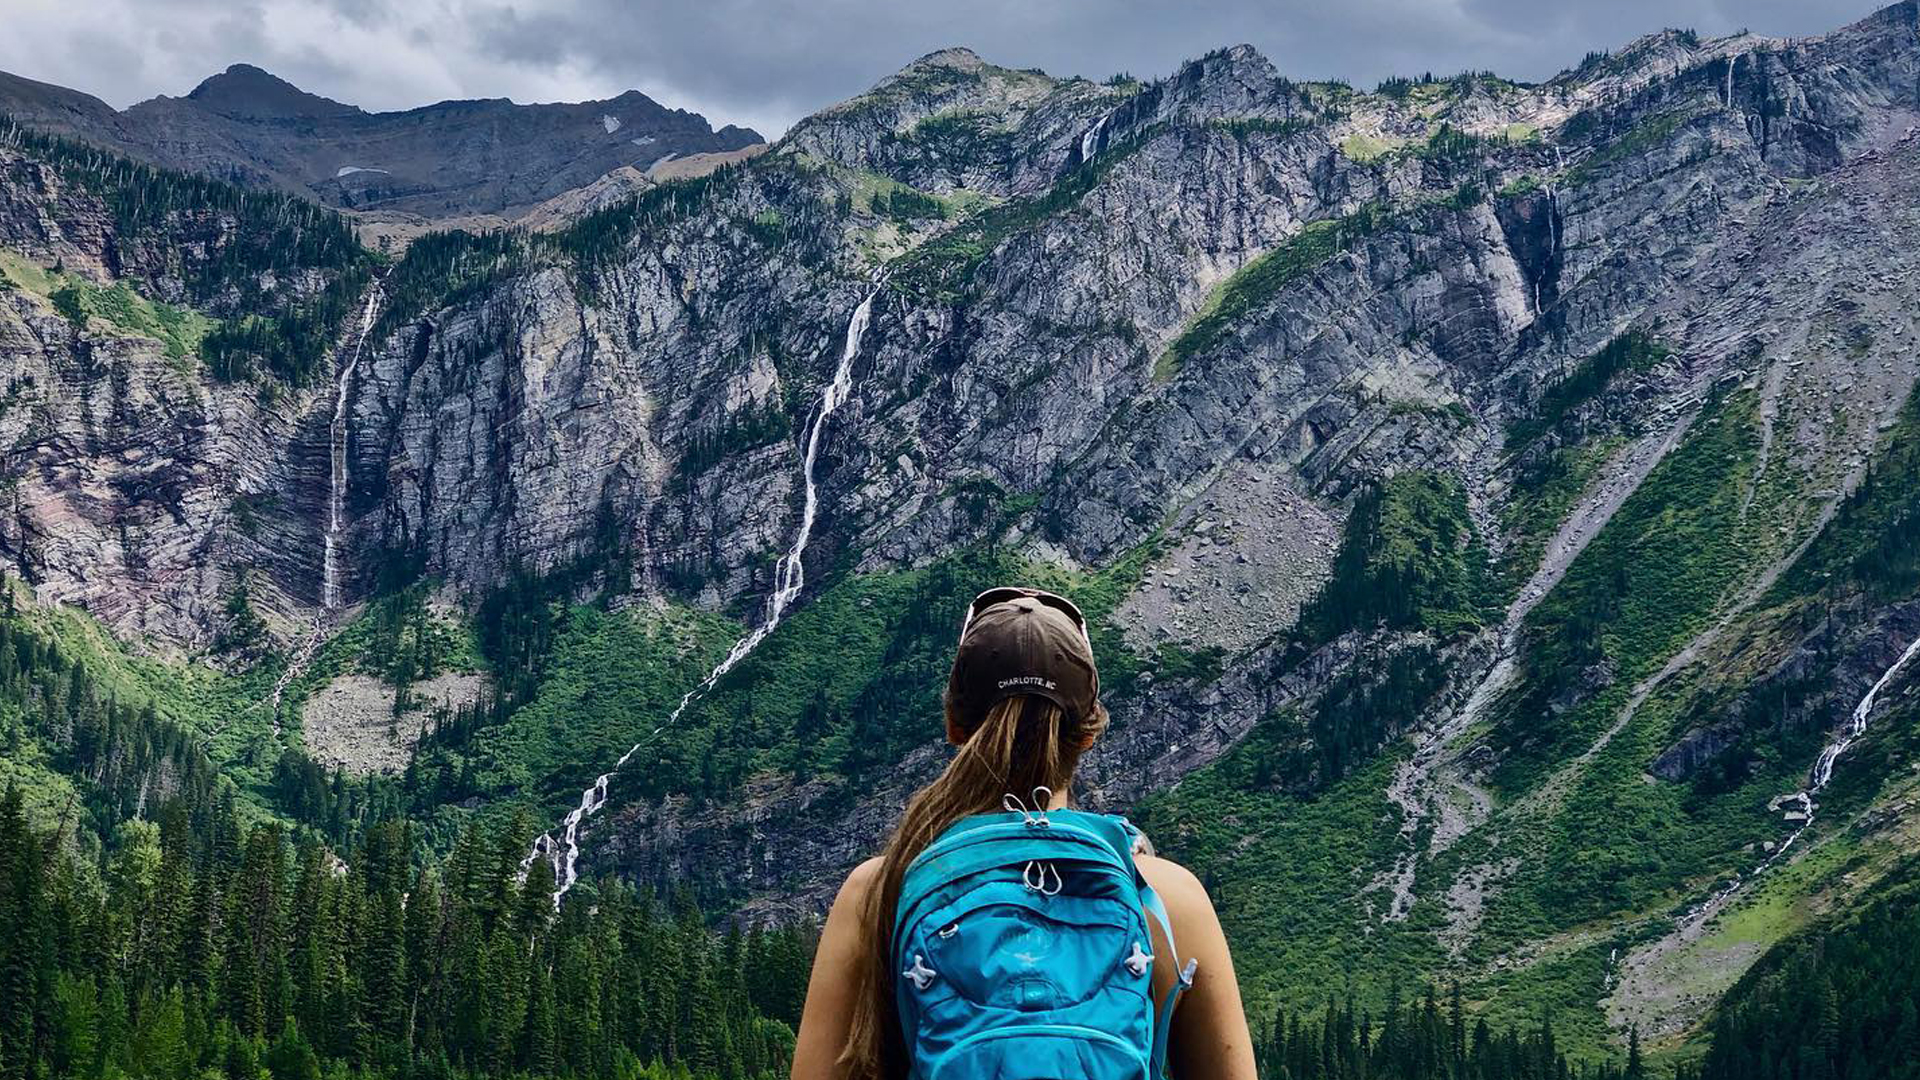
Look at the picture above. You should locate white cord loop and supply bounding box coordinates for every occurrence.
[1022,860,1063,895]
[1003,789,1054,826]
[1029,786,1053,827]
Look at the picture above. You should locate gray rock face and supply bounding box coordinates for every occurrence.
[5,3,1920,965]
[0,142,347,648]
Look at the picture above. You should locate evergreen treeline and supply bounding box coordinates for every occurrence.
[673,398,791,488]
[0,114,373,386]
[1505,333,1667,452]
[0,794,811,1080]
[372,230,531,341]
[1294,471,1491,645]
[0,589,220,844]
[1302,644,1447,788]
[1679,859,1920,1080]
[1260,988,1649,1080]
[0,572,809,1079]
[0,571,391,855]
[1776,385,1920,607]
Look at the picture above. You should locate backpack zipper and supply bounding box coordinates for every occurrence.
[927,1023,1149,1080]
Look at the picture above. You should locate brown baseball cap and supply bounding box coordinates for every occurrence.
[945,586,1100,729]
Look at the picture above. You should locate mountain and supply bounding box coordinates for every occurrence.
[3,2,1920,1075]
[0,62,766,219]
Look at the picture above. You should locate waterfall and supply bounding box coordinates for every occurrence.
[1537,145,1564,316]
[526,289,880,906]
[1079,113,1109,164]
[256,280,381,738]
[323,285,382,610]
[1809,634,1920,791]
[1686,632,1920,922]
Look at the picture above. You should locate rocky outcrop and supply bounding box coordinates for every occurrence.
[565,4,1920,911]
[6,5,1920,982]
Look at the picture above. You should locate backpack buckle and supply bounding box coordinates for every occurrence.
[1125,941,1153,977]
[903,954,937,991]
[1030,786,1053,827]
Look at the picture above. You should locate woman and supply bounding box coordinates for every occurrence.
[791,586,1258,1079]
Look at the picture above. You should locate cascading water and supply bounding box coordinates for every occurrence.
[526,289,880,905]
[1684,632,1920,923]
[1537,145,1565,315]
[259,282,382,736]
[1078,113,1109,164]
[323,284,383,611]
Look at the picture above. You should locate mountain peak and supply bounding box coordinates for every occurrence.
[185,63,360,120]
[1185,42,1276,78]
[906,47,987,71]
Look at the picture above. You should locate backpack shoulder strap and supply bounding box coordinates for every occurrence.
[1103,815,1198,1078]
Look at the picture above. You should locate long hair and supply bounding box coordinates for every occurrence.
[839,692,1110,1079]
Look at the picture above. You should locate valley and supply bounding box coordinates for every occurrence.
[3,5,1920,1078]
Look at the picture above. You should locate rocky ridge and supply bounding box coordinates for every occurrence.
[4,1,1920,1056]
[0,63,765,220]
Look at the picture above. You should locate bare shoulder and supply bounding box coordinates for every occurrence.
[1137,854,1257,1076]
[815,857,883,961]
[1135,853,1221,943]
[831,856,884,911]
[1135,853,1209,910]
[792,856,885,1076]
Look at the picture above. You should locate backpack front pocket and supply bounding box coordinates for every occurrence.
[924,895,1135,1011]
[928,1024,1150,1080]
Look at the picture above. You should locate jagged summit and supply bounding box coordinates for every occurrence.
[185,63,361,120]
[1199,42,1269,66]
[0,62,765,218]
[781,41,1071,178]
[1846,0,1920,32]
[904,46,989,70]
[1164,42,1283,98]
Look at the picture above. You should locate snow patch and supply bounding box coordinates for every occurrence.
[601,114,622,134]
[630,135,656,147]
[335,165,390,178]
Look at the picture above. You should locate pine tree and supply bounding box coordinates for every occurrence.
[0,786,42,1079]
[129,986,191,1080]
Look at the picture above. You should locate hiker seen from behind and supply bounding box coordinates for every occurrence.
[791,586,1258,1079]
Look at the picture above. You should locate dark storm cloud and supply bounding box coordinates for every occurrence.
[0,0,1884,137]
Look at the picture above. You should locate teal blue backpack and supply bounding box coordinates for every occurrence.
[892,793,1195,1080]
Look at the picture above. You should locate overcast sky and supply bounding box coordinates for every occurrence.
[0,0,1883,139]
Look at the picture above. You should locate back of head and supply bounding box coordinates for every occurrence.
[944,587,1103,736]
[840,587,1110,1079]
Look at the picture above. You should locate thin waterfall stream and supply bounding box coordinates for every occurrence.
[323,282,381,610]
[526,289,879,905]
[262,281,383,733]
[1683,632,1920,925]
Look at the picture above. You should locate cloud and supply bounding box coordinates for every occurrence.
[0,0,1881,138]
